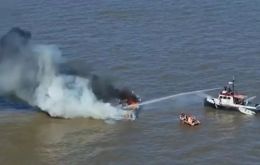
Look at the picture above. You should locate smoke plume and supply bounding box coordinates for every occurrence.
[0,27,131,120]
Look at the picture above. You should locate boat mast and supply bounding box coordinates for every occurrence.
[232,76,235,94]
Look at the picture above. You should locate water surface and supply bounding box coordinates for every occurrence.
[1,0,260,164]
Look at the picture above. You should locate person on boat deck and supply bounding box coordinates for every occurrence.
[222,86,228,94]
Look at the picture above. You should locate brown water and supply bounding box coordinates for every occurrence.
[1,0,260,164]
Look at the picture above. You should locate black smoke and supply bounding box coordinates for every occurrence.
[0,27,139,105]
[0,27,31,56]
[0,27,39,103]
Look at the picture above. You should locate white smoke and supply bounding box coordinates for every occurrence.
[34,45,129,120]
[0,28,130,121]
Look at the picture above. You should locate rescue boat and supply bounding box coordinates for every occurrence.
[204,78,260,115]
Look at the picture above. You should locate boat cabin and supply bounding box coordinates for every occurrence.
[218,91,247,105]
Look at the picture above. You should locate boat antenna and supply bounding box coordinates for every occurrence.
[232,76,235,94]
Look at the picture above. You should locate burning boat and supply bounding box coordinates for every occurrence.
[118,89,141,111]
[117,89,141,120]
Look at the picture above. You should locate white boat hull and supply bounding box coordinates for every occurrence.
[238,107,255,115]
[204,97,260,115]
